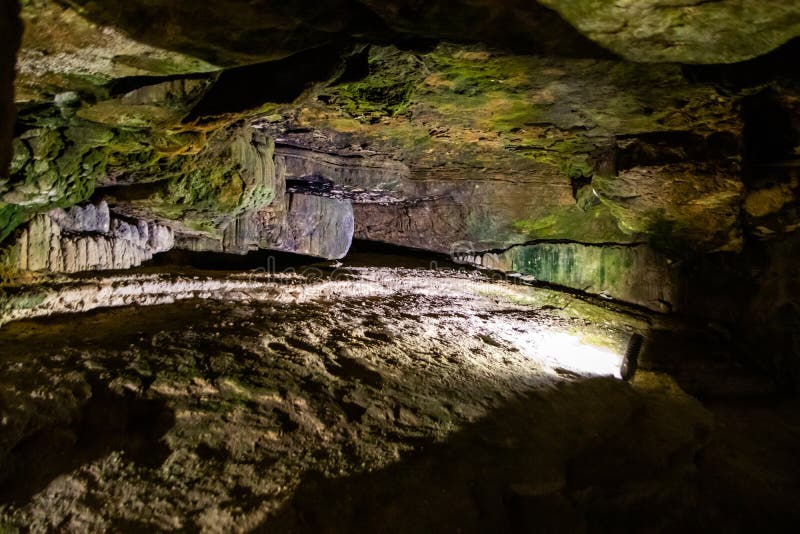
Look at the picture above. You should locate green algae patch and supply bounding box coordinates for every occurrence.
[469,241,675,311]
[513,204,635,244]
[332,48,424,120]
[130,127,278,235]
[509,244,633,292]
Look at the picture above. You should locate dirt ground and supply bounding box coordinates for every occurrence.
[0,262,798,532]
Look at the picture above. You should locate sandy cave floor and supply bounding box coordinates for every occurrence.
[0,261,798,532]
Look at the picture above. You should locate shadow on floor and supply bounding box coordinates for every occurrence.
[0,378,175,505]
[256,376,714,534]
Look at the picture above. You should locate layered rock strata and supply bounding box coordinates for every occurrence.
[179,193,355,260]
[6,201,173,272]
[455,243,676,312]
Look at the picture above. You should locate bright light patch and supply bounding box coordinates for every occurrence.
[525,331,623,378]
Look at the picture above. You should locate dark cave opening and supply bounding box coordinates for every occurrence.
[184,44,357,121]
[148,238,457,272]
[150,247,324,272]
[741,89,800,185]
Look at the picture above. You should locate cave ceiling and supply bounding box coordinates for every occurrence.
[1,0,799,310]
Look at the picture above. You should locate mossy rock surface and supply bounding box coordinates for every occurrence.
[539,0,800,64]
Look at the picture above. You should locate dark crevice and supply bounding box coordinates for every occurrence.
[682,37,800,92]
[184,43,357,121]
[741,89,799,185]
[93,180,171,203]
[107,71,219,97]
[274,143,366,159]
[150,248,325,271]
[286,175,336,195]
[329,44,371,85]
[615,131,740,173]
[347,239,454,264]
[285,175,432,204]
[569,174,592,200]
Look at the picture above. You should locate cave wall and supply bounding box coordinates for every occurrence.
[456,243,677,312]
[1,0,799,381]
[6,201,173,273]
[0,0,21,177]
[257,45,745,254]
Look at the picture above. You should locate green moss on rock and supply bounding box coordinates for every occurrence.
[538,0,800,63]
[132,127,278,235]
[513,203,634,244]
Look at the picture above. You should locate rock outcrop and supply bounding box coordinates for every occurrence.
[6,201,173,273]
[257,45,746,254]
[456,243,676,312]
[179,192,355,260]
[539,0,800,64]
[265,194,354,260]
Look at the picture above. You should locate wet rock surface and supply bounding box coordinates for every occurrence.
[0,264,796,531]
[0,266,699,531]
[456,242,677,312]
[215,193,355,260]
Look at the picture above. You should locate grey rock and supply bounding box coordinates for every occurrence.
[8,202,174,273]
[49,200,111,234]
[191,193,355,260]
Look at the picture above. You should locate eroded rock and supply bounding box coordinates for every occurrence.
[6,201,173,273]
[180,192,355,260]
[456,242,676,312]
[539,0,800,64]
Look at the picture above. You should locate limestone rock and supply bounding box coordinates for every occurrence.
[538,0,800,64]
[49,200,111,234]
[185,192,355,260]
[258,45,745,255]
[456,243,676,311]
[277,194,354,259]
[8,202,174,273]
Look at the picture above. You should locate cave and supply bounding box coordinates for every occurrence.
[1,0,800,531]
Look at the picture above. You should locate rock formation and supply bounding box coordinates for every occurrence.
[455,243,676,312]
[539,0,800,64]
[0,0,798,372]
[6,201,173,272]
[2,1,800,531]
[180,193,355,260]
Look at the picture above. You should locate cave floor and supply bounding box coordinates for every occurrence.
[0,264,798,532]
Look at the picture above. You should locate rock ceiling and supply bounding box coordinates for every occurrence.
[1,0,799,311]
